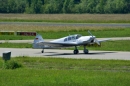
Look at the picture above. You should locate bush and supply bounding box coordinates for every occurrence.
[3,60,23,69]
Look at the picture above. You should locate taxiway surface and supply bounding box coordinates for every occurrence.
[1,22,130,27]
[0,48,130,60]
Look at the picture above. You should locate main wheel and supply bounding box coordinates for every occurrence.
[83,49,89,54]
[73,50,79,54]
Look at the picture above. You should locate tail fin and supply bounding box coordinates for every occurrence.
[33,34,44,49]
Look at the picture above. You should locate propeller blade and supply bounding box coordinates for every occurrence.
[88,30,100,45]
[95,38,100,45]
[88,30,93,37]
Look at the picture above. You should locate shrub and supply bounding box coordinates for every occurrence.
[3,60,23,69]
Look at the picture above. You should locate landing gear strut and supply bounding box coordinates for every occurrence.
[73,46,79,54]
[83,46,89,54]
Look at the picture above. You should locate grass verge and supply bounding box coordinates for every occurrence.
[0,28,130,40]
[0,57,130,86]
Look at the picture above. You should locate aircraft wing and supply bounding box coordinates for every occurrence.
[36,42,78,47]
[98,39,111,42]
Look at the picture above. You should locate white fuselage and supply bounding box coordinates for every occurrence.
[50,36,95,45]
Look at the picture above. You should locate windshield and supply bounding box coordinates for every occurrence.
[76,34,82,39]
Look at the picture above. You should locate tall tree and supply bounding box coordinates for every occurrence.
[7,0,17,13]
[63,0,75,13]
[25,0,43,13]
[0,0,8,13]
[96,0,105,13]
[15,0,26,13]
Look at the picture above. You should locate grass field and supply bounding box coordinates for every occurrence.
[0,28,130,40]
[0,14,130,86]
[0,57,130,86]
[0,24,127,32]
[0,40,130,51]
[0,14,130,23]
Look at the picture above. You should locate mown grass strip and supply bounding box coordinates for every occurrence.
[0,28,130,40]
[1,18,130,23]
[0,69,130,86]
[0,58,130,86]
[6,57,130,70]
[0,24,128,32]
[0,42,32,48]
[0,14,130,23]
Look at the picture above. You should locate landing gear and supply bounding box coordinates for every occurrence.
[73,49,79,54]
[83,46,89,54]
[41,49,44,53]
[83,49,89,54]
[73,46,79,54]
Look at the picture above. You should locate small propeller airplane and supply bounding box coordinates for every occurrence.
[33,30,110,54]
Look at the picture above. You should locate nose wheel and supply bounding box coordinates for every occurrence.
[41,49,44,53]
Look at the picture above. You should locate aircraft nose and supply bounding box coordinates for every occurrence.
[90,36,96,39]
[91,36,95,38]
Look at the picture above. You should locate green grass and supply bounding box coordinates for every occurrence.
[0,69,130,86]
[1,57,130,70]
[0,28,130,40]
[0,35,34,40]
[0,57,130,86]
[0,40,130,51]
[0,43,32,48]
[1,18,130,23]
[37,28,130,39]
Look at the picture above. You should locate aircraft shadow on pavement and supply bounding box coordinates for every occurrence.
[43,51,116,56]
[35,52,57,54]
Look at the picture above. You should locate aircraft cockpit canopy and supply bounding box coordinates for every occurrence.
[76,34,82,39]
[64,34,82,42]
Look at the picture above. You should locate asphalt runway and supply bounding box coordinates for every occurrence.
[0,48,130,60]
[0,22,130,27]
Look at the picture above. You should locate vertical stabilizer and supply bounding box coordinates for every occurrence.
[33,34,44,49]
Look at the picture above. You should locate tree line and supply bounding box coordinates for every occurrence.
[0,0,130,14]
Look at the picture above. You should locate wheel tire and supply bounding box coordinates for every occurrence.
[41,50,44,53]
[74,50,79,54]
[84,49,89,54]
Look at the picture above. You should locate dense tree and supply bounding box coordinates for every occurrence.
[0,0,129,14]
[44,0,64,13]
[15,0,26,13]
[25,0,43,13]
[96,0,105,13]
[0,0,8,13]
[7,0,17,13]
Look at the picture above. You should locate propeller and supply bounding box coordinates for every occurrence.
[94,38,100,45]
[88,30,100,45]
[88,30,93,37]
